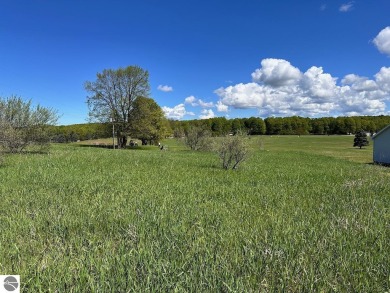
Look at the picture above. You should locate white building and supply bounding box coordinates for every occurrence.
[372,125,390,164]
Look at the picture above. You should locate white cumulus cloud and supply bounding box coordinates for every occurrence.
[341,74,378,92]
[215,58,390,117]
[215,83,268,109]
[162,104,192,120]
[185,95,198,106]
[375,67,390,92]
[301,66,337,100]
[251,58,302,87]
[199,109,215,119]
[216,100,229,112]
[157,85,173,92]
[373,27,390,57]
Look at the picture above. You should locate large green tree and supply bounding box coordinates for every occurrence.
[128,96,169,145]
[0,96,58,153]
[85,66,150,148]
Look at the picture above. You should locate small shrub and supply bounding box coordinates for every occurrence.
[0,122,25,153]
[0,96,58,153]
[184,126,211,151]
[216,135,248,170]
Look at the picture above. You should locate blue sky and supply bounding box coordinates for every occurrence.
[1,0,390,125]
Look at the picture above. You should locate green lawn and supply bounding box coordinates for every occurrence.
[256,135,374,163]
[0,136,388,292]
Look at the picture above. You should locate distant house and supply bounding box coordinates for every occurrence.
[372,124,390,164]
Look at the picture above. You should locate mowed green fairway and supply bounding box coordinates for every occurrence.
[0,136,389,292]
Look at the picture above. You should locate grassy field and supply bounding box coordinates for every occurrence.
[0,135,389,292]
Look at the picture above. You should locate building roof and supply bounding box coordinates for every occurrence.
[372,124,390,140]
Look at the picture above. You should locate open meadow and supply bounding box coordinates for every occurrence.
[0,135,389,292]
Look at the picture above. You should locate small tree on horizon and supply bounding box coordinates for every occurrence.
[353,130,369,149]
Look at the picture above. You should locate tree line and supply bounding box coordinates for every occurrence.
[48,123,112,143]
[168,115,390,137]
[49,115,390,143]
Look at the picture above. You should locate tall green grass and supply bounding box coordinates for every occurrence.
[0,136,388,292]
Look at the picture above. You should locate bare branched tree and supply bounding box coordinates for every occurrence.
[184,126,211,151]
[216,135,248,170]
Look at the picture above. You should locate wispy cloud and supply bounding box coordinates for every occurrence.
[184,96,214,108]
[339,2,354,12]
[157,85,173,92]
[320,4,327,11]
[198,99,214,108]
